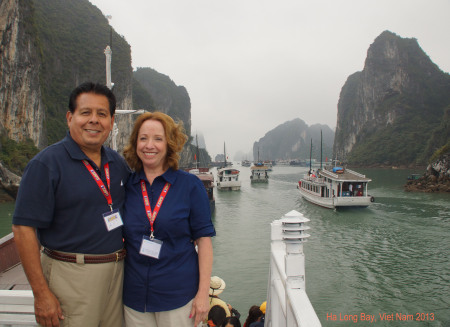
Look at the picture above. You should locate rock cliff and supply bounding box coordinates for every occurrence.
[0,0,197,161]
[133,68,191,137]
[334,31,450,167]
[0,0,46,148]
[0,162,20,201]
[0,0,135,153]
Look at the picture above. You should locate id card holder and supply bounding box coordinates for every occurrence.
[103,209,123,231]
[140,236,163,259]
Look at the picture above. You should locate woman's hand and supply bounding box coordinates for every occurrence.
[190,291,209,326]
[191,237,213,326]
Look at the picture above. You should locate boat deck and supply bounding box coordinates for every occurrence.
[0,233,30,290]
[320,168,371,182]
[0,264,30,291]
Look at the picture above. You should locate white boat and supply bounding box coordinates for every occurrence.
[298,165,374,209]
[263,160,273,171]
[217,167,241,190]
[241,159,251,167]
[250,162,269,183]
[216,142,241,191]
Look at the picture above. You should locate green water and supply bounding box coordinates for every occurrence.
[0,202,15,238]
[1,167,449,326]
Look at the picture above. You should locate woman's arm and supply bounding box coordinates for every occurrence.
[190,236,213,326]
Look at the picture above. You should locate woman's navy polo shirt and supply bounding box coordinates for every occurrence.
[123,168,216,313]
[12,133,130,254]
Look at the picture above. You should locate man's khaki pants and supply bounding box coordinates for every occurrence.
[41,252,124,327]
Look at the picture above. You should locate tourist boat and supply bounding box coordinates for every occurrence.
[217,167,241,191]
[298,165,374,209]
[298,135,373,208]
[185,135,215,213]
[250,149,269,183]
[263,160,273,171]
[250,162,269,183]
[187,169,215,213]
[216,143,241,191]
[241,159,251,167]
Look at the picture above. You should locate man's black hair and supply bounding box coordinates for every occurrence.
[68,82,116,116]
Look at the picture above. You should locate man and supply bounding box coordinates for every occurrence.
[12,82,130,327]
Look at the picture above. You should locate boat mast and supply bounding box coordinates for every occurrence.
[309,138,312,173]
[320,130,323,170]
[195,134,199,169]
[224,142,227,168]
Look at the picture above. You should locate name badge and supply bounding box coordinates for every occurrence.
[102,209,123,231]
[140,236,163,259]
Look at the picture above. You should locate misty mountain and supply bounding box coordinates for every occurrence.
[253,119,334,161]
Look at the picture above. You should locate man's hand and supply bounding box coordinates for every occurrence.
[34,289,64,327]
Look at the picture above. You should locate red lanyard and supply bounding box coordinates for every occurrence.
[140,180,170,238]
[82,160,113,211]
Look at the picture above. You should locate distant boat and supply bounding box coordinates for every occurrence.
[185,135,215,213]
[276,159,291,166]
[290,159,308,166]
[216,142,241,191]
[241,159,251,167]
[187,169,216,213]
[250,148,269,183]
[407,173,421,180]
[263,160,273,171]
[217,167,241,191]
[250,163,269,183]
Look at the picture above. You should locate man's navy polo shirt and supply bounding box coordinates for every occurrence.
[13,133,130,254]
[123,168,216,312]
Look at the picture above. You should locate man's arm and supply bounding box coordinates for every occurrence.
[12,225,64,327]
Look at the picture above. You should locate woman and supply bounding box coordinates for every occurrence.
[243,306,262,327]
[122,112,215,327]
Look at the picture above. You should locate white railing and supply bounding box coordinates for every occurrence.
[0,290,36,326]
[265,210,321,327]
[345,169,366,178]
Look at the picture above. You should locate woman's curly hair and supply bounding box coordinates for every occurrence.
[123,112,187,171]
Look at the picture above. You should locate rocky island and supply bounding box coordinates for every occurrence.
[405,153,450,193]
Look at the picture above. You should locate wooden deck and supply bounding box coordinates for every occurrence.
[0,264,30,291]
[0,233,30,291]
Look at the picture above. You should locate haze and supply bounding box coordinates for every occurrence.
[89,0,450,159]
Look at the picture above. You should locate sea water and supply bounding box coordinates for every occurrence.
[1,166,449,326]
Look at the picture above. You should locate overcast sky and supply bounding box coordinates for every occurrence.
[89,0,450,159]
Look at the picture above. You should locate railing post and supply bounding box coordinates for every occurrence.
[281,210,310,289]
[266,210,321,327]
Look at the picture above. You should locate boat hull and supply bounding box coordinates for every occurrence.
[250,176,269,183]
[299,188,372,208]
[217,181,241,191]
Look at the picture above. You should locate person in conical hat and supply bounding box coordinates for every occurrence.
[208,276,241,320]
